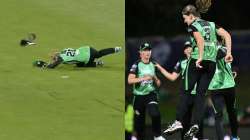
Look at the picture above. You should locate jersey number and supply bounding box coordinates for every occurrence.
[204,27,211,41]
[65,49,76,57]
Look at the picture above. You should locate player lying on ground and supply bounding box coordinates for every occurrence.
[33,45,122,68]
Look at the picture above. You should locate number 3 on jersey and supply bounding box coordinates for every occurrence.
[204,26,211,41]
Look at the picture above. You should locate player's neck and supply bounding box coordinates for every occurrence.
[141,58,150,64]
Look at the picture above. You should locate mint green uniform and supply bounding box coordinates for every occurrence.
[189,19,218,62]
[129,61,157,95]
[208,46,235,90]
[59,46,90,64]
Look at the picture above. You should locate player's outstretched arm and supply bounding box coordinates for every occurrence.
[217,28,233,63]
[193,31,204,68]
[155,63,179,81]
[47,56,63,69]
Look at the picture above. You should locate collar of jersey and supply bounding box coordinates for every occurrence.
[140,60,150,64]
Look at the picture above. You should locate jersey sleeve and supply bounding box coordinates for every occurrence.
[173,61,181,73]
[47,56,63,69]
[215,24,222,32]
[215,24,221,30]
[151,60,160,74]
[129,62,138,74]
[187,25,198,33]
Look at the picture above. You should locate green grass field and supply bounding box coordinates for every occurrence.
[0,0,124,139]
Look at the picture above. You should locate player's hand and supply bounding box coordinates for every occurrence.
[232,71,237,79]
[153,76,158,81]
[196,58,203,68]
[33,60,47,68]
[153,76,161,87]
[225,53,233,63]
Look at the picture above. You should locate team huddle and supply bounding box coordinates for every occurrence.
[127,0,239,140]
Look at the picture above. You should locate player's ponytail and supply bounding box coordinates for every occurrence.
[195,0,212,14]
[182,0,212,17]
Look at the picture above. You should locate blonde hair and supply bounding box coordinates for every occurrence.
[182,0,212,17]
[195,0,212,13]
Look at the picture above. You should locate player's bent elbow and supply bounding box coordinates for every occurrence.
[169,74,178,81]
[169,78,176,82]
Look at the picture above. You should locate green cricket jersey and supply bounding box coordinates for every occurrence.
[188,19,218,62]
[59,46,90,64]
[209,46,235,90]
[174,58,196,95]
[129,60,157,96]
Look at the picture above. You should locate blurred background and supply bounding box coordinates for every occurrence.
[126,0,250,139]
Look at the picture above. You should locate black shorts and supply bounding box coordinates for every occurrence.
[76,47,97,67]
[184,58,216,95]
[89,47,98,63]
[133,92,159,109]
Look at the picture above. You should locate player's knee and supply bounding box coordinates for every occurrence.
[148,106,160,118]
[151,111,160,118]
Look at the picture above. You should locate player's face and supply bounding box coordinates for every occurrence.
[184,47,192,56]
[140,49,151,60]
[183,14,194,26]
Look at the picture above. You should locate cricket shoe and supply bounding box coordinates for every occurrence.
[231,137,240,140]
[184,124,199,140]
[154,135,166,140]
[96,60,104,66]
[114,46,122,53]
[163,120,183,135]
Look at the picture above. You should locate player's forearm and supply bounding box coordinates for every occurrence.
[197,39,204,59]
[193,32,204,59]
[224,32,232,55]
[217,28,232,55]
[47,63,58,69]
[128,77,144,84]
[158,67,178,81]
[153,76,161,87]
[47,61,61,68]
[47,57,63,69]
